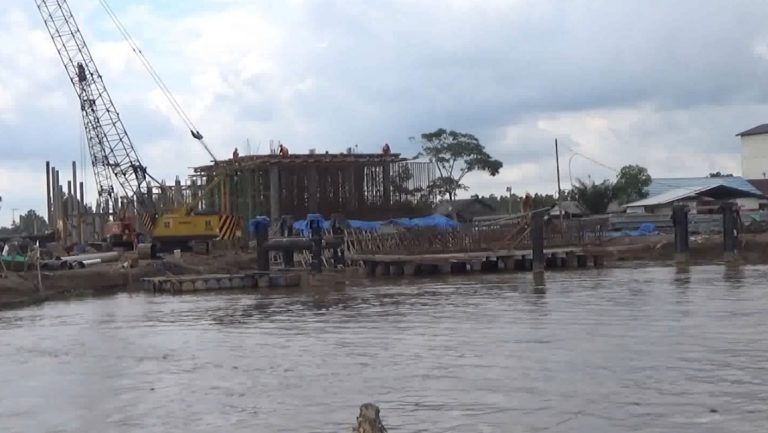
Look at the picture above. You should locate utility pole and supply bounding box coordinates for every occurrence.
[506,186,513,214]
[555,139,564,228]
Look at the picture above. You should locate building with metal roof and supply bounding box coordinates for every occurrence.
[737,124,768,180]
[646,177,762,197]
[626,182,765,214]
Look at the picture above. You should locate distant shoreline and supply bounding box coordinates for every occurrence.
[2,233,767,311]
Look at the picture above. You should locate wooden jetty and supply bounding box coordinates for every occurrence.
[346,210,608,277]
[353,246,605,277]
[142,271,302,294]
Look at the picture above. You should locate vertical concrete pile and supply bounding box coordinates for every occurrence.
[45,160,104,244]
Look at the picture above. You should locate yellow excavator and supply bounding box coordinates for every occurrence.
[147,173,240,253]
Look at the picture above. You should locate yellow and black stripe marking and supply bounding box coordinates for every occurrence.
[140,212,157,233]
[217,215,241,240]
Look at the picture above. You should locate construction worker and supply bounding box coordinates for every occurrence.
[278,143,290,157]
[382,143,391,155]
[232,147,239,160]
[521,192,532,214]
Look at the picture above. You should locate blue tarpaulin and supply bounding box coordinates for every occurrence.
[386,214,461,230]
[288,214,460,236]
[347,220,382,232]
[622,223,658,237]
[292,214,331,236]
[248,216,270,235]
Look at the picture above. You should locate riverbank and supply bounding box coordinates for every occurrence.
[599,232,768,265]
[2,233,768,311]
[0,251,260,310]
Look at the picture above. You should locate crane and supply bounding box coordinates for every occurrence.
[35,0,150,213]
[36,0,241,252]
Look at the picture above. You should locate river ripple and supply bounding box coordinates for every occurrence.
[0,265,766,432]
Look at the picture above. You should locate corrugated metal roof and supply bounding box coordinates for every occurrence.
[626,186,709,207]
[627,183,765,207]
[736,123,768,137]
[646,177,762,197]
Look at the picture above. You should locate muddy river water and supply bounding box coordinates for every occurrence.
[1,265,767,432]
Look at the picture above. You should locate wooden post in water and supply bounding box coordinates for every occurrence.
[354,403,387,433]
[253,217,270,272]
[531,209,546,273]
[279,215,295,268]
[720,202,738,259]
[309,215,323,273]
[672,204,690,264]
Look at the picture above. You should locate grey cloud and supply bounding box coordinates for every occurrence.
[6,0,768,225]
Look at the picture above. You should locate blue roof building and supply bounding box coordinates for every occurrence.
[646,177,762,197]
[624,176,767,214]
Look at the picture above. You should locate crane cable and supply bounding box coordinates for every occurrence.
[97,0,218,163]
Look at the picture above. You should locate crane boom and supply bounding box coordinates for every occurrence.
[35,0,149,210]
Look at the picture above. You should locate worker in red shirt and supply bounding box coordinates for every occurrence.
[522,193,532,214]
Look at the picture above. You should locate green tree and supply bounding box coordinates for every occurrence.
[420,128,503,200]
[613,164,651,205]
[708,171,734,178]
[572,178,615,214]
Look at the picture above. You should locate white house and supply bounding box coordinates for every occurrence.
[737,124,768,180]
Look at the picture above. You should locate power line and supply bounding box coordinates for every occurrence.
[566,146,706,193]
[97,0,218,162]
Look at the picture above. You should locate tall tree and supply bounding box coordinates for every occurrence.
[420,128,503,200]
[613,164,651,205]
[572,178,614,214]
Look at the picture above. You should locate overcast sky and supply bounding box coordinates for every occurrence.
[2,0,768,226]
